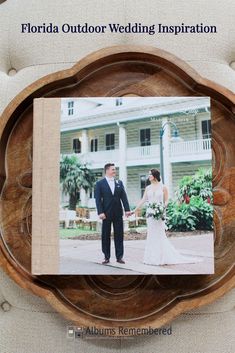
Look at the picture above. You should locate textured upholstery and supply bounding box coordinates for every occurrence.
[0,0,234,352]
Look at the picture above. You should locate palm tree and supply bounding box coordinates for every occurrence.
[60,154,95,210]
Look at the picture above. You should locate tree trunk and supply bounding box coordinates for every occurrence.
[69,194,78,210]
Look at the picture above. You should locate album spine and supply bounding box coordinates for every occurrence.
[31,98,61,275]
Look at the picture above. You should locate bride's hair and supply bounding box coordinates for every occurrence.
[150,168,161,182]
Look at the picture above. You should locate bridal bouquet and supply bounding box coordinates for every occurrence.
[145,202,166,221]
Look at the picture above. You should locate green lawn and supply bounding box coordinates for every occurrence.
[59,228,97,238]
[130,226,147,232]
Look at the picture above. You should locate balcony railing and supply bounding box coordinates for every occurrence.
[170,138,211,157]
[80,149,118,164]
[126,145,160,160]
[62,138,211,166]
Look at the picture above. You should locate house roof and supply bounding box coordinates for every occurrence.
[61,97,210,132]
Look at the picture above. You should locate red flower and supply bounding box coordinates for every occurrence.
[183,194,190,204]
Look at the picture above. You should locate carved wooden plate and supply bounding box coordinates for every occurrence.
[0,46,234,334]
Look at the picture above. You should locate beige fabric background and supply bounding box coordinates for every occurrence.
[0,0,234,352]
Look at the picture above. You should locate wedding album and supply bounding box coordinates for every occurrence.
[32,96,214,275]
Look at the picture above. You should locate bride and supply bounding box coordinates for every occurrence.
[133,168,203,266]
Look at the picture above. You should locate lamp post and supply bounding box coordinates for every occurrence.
[159,121,181,184]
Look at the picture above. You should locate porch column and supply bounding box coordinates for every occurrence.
[161,118,173,198]
[80,188,88,207]
[81,129,89,154]
[81,129,89,206]
[118,123,127,187]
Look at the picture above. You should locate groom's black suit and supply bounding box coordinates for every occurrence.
[95,178,130,260]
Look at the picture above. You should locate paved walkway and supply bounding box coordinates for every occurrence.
[59,233,214,275]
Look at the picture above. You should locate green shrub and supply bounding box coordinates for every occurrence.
[166,200,197,231]
[176,168,213,203]
[165,196,213,232]
[188,195,213,230]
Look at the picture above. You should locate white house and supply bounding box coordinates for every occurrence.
[60,97,211,207]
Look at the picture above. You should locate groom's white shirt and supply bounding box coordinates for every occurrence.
[105,176,115,194]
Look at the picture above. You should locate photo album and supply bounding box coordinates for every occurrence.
[32,96,214,275]
[1,0,235,349]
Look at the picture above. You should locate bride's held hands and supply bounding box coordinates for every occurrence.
[125,211,132,217]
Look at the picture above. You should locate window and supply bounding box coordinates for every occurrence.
[201,120,211,139]
[73,138,81,153]
[105,133,115,150]
[140,174,148,197]
[116,98,123,106]
[201,119,211,150]
[140,128,151,146]
[90,138,98,152]
[68,101,74,116]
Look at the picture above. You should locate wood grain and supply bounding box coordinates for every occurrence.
[0,46,234,335]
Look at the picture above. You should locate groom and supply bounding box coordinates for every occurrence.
[94,163,131,264]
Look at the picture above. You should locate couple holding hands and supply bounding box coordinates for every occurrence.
[95,163,202,267]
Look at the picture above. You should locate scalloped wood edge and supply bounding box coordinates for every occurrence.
[0,45,234,334]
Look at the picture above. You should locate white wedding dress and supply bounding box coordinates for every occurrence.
[143,182,203,266]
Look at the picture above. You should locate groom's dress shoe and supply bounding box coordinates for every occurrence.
[102,259,110,264]
[117,259,125,264]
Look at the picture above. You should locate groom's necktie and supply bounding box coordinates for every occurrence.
[106,177,115,194]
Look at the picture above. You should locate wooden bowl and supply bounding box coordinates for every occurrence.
[0,46,234,335]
